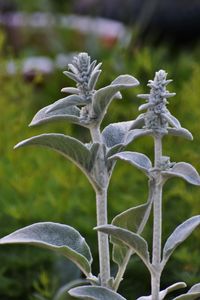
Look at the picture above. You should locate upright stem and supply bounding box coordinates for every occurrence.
[151,135,163,300]
[90,126,111,287]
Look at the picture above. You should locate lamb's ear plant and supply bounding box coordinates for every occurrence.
[1,53,200,300]
[97,70,200,300]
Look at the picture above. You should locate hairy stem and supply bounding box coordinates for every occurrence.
[90,126,110,287]
[151,135,163,300]
[113,249,132,291]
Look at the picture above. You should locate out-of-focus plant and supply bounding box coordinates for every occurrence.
[1,52,200,300]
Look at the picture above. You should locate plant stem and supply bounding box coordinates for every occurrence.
[113,249,133,291]
[90,126,111,287]
[151,135,163,300]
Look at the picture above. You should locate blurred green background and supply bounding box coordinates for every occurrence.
[0,0,200,299]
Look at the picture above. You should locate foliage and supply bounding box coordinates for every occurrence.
[1,45,200,299]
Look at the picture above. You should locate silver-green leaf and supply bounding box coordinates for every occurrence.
[108,151,152,174]
[162,162,200,186]
[111,184,153,267]
[102,121,133,148]
[0,222,92,277]
[96,225,151,271]
[125,129,153,146]
[14,134,99,189]
[69,286,127,300]
[173,283,200,300]
[47,95,87,113]
[167,128,193,140]
[162,215,200,265]
[92,75,139,124]
[137,282,187,300]
[29,104,81,127]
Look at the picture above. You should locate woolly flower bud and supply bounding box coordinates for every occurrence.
[138,70,176,131]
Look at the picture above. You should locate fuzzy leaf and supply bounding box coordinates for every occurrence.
[111,196,153,266]
[102,121,133,148]
[93,75,139,124]
[0,222,92,276]
[14,134,95,179]
[96,225,151,270]
[137,282,187,300]
[162,162,200,186]
[125,129,153,145]
[130,114,145,130]
[167,128,193,140]
[164,113,181,128]
[88,70,102,90]
[63,71,82,83]
[47,95,87,113]
[162,215,200,265]
[173,284,200,300]
[61,87,79,94]
[69,286,127,300]
[29,104,81,127]
[109,151,152,174]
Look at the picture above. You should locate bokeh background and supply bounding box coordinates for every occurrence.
[0,0,200,299]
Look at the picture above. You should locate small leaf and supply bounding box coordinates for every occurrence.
[173,283,200,300]
[47,95,87,113]
[69,286,127,300]
[162,162,200,186]
[61,87,79,94]
[164,113,181,128]
[125,129,153,146]
[96,225,151,270]
[167,128,193,140]
[162,215,200,265]
[108,151,152,174]
[92,75,139,124]
[130,114,145,130]
[137,282,186,300]
[102,121,133,148]
[88,70,102,90]
[0,222,92,276]
[63,71,82,83]
[29,104,81,127]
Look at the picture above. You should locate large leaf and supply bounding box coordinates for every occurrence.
[111,181,154,267]
[69,286,127,300]
[173,284,200,300]
[15,133,93,174]
[162,215,200,265]
[96,225,151,271]
[29,104,81,127]
[102,121,133,148]
[0,222,92,276]
[137,282,186,300]
[92,75,139,124]
[162,162,200,186]
[47,95,87,113]
[108,151,152,174]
